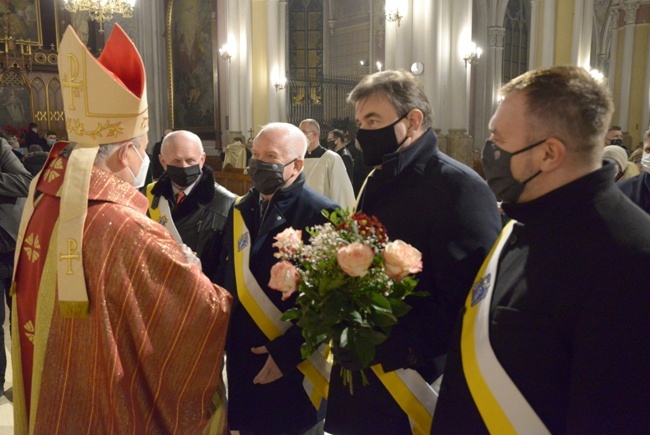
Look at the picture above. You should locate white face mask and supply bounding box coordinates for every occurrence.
[126,145,150,188]
[642,152,650,174]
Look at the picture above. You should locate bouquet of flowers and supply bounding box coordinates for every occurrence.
[268,209,424,392]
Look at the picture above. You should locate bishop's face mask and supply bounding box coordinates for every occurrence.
[166,164,201,187]
[126,145,150,189]
[356,113,409,166]
[481,138,545,203]
[247,158,296,195]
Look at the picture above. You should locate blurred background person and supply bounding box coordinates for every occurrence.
[603,144,639,182]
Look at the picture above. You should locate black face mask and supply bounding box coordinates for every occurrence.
[327,139,336,149]
[609,138,623,146]
[356,113,409,166]
[247,158,296,195]
[481,139,545,203]
[166,164,201,187]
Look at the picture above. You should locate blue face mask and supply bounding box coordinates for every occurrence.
[47,138,56,146]
[481,138,546,203]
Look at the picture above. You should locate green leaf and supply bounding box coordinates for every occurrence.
[368,292,391,310]
[368,310,398,328]
[281,309,300,321]
[389,299,413,318]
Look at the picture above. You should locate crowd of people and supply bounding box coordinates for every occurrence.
[1,23,650,434]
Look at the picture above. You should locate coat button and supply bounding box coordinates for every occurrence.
[509,234,518,245]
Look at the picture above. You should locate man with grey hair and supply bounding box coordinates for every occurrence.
[146,130,236,279]
[216,122,338,434]
[324,70,501,434]
[299,118,355,210]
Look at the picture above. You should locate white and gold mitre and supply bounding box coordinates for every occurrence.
[53,24,148,317]
[59,24,148,144]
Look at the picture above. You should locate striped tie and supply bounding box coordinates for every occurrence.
[175,191,186,206]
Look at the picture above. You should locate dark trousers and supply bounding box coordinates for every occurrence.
[0,252,14,391]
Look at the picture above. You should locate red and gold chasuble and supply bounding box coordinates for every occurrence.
[12,143,231,434]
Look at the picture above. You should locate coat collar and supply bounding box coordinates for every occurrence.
[375,128,438,179]
[502,161,616,225]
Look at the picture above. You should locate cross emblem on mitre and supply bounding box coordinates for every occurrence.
[62,53,83,111]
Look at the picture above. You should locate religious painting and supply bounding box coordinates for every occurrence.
[0,0,43,45]
[167,0,216,132]
[0,83,31,130]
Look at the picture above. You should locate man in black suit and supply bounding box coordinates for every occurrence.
[432,66,650,433]
[215,122,338,434]
[324,70,501,435]
[327,129,353,182]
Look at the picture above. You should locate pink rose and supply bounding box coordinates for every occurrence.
[272,228,303,257]
[383,240,423,281]
[268,261,300,300]
[336,242,375,277]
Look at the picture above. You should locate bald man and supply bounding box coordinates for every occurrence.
[146,130,236,279]
[215,122,338,434]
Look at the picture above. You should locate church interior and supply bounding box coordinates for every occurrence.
[1,0,649,430]
[0,0,647,195]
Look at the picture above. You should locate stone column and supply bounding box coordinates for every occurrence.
[607,6,619,96]
[133,0,168,149]
[487,27,505,110]
[618,2,639,129]
[541,0,556,66]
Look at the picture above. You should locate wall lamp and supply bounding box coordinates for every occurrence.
[385,9,402,27]
[274,79,287,92]
[463,43,482,67]
[219,44,233,61]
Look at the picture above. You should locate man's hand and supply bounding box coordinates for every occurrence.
[251,346,282,384]
[180,243,202,269]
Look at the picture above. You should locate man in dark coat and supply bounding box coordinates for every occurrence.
[0,136,32,396]
[324,70,502,434]
[327,129,354,182]
[146,130,236,279]
[432,66,650,433]
[618,127,650,213]
[24,122,45,149]
[215,122,338,434]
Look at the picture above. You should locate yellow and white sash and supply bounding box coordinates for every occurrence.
[232,204,330,410]
[460,220,550,434]
[146,183,183,244]
[355,169,438,435]
[371,365,441,435]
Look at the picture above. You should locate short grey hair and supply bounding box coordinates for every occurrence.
[257,122,308,159]
[92,135,144,163]
[161,130,204,154]
[299,119,320,136]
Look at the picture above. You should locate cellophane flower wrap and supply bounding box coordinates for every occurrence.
[268,209,424,392]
